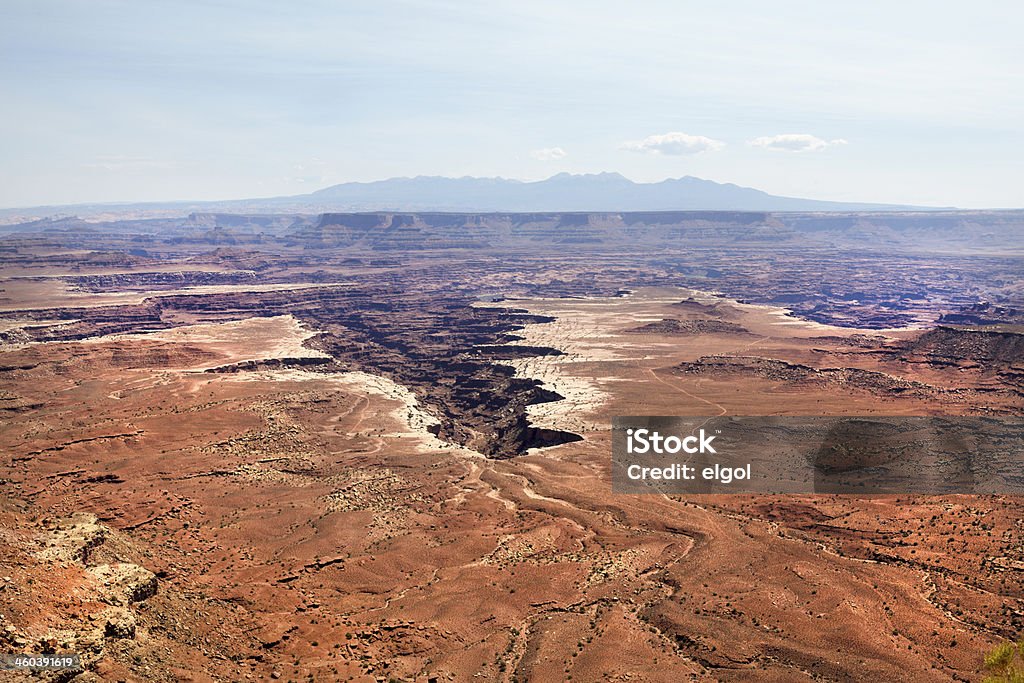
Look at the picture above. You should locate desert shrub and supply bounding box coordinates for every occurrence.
[983,639,1024,683]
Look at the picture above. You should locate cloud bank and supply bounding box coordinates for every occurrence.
[621,132,724,155]
[748,134,848,152]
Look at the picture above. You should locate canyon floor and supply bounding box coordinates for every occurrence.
[1,212,1023,682]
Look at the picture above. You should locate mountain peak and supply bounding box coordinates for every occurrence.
[546,171,630,182]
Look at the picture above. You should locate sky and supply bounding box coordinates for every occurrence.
[1,0,1022,208]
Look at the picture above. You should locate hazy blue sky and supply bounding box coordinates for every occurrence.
[1,0,1022,207]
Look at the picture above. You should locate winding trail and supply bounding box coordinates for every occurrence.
[642,333,773,424]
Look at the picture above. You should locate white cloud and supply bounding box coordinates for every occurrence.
[748,134,848,152]
[620,132,724,155]
[530,146,568,161]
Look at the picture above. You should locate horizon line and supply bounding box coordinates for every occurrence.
[0,171,972,213]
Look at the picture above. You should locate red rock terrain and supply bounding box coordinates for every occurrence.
[1,212,1022,681]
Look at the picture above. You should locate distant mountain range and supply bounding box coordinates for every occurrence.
[0,173,940,223]
[302,173,929,212]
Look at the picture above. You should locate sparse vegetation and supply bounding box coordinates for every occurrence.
[984,640,1024,683]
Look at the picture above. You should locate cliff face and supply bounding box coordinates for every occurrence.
[293,211,786,250]
[276,209,1024,253]
[901,326,1024,368]
[938,303,1024,327]
[627,318,750,335]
